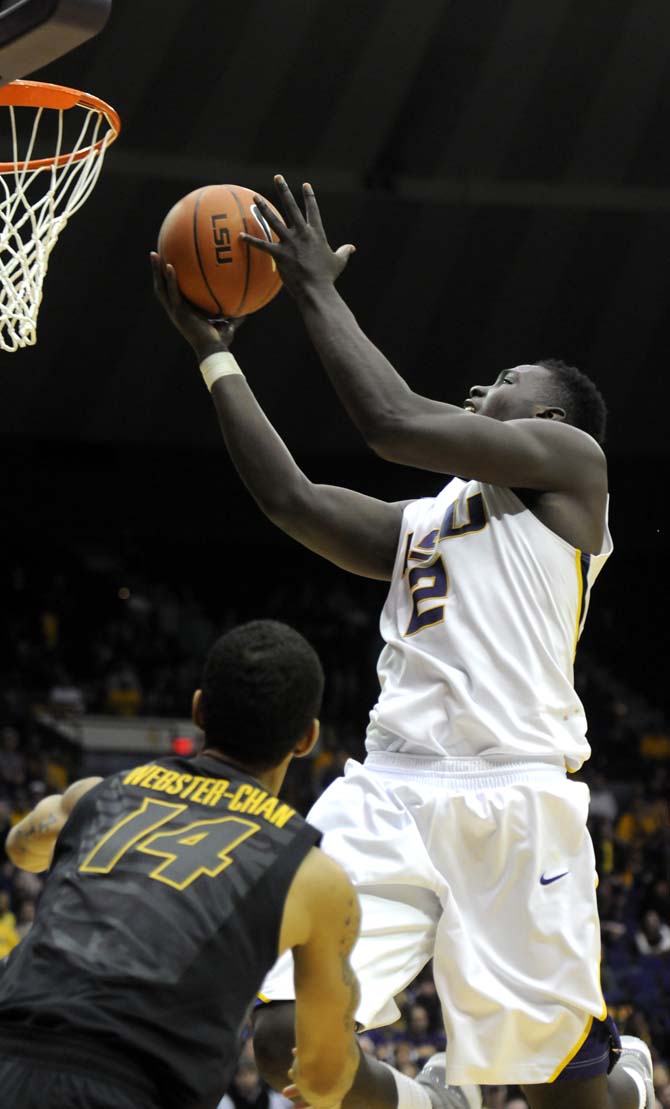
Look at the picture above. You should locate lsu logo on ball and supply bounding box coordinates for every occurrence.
[211,213,233,265]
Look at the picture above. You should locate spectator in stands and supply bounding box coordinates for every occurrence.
[413,968,442,1028]
[15,898,36,940]
[0,861,15,897]
[0,728,25,787]
[635,909,670,956]
[217,1059,288,1109]
[0,890,15,929]
[397,1063,419,1079]
[44,749,68,793]
[317,747,349,791]
[104,660,143,716]
[0,889,18,958]
[592,817,617,878]
[406,1003,430,1037]
[9,787,30,827]
[617,787,663,847]
[402,1002,446,1061]
[12,868,43,904]
[0,670,30,727]
[588,772,618,823]
[653,1061,669,1098]
[357,1035,376,1058]
[598,877,629,944]
[393,1042,415,1072]
[0,802,11,843]
[0,915,18,958]
[479,1087,508,1109]
[47,666,85,718]
[644,878,670,922]
[657,1082,670,1108]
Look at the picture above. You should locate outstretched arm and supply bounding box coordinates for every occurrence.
[280,850,361,1109]
[244,178,604,493]
[6,777,101,872]
[151,254,404,580]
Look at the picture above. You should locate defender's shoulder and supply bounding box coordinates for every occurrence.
[280,848,356,953]
[293,847,352,903]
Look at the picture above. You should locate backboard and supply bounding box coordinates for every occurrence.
[0,0,111,87]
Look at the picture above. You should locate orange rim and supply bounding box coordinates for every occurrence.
[0,80,120,174]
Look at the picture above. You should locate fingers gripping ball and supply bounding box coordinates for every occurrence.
[157,184,284,317]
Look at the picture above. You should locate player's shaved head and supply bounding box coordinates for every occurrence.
[199,619,324,771]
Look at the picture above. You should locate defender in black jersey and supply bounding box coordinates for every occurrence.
[1,620,362,1109]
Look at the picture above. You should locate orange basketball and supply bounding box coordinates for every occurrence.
[157,184,283,317]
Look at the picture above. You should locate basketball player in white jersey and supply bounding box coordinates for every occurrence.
[150,179,654,1109]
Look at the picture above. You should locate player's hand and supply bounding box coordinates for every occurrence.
[281,1082,314,1109]
[150,252,245,361]
[240,176,355,300]
[282,1049,344,1109]
[282,1082,341,1109]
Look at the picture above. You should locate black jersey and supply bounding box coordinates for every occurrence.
[0,754,321,1109]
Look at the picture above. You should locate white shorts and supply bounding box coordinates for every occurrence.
[260,754,606,1086]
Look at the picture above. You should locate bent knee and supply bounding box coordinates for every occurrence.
[252,1002,296,1090]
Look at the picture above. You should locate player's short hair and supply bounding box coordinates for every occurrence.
[535,358,607,445]
[200,619,324,771]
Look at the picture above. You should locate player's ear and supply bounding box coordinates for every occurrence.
[294,719,320,759]
[192,689,205,730]
[535,405,566,423]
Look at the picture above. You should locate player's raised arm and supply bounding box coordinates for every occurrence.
[5,777,101,873]
[243,178,606,496]
[278,849,361,1109]
[151,254,405,580]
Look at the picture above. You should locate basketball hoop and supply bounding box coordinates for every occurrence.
[0,80,120,352]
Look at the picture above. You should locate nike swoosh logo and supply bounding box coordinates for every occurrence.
[540,871,569,885]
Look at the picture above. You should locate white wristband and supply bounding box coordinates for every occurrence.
[199,351,245,391]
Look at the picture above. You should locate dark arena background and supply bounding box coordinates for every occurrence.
[1,3,669,1108]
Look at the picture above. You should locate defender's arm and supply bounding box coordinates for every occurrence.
[280,849,361,1109]
[5,777,101,872]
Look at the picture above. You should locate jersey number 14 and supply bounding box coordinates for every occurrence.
[80,798,260,891]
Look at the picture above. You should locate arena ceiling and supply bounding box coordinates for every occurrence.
[1,0,670,460]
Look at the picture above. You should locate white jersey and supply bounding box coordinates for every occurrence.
[366,478,612,770]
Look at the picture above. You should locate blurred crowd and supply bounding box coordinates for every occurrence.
[1,556,669,1108]
[0,559,381,744]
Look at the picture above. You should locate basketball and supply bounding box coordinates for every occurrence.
[157,184,284,318]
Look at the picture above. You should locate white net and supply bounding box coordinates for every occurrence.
[0,87,119,352]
